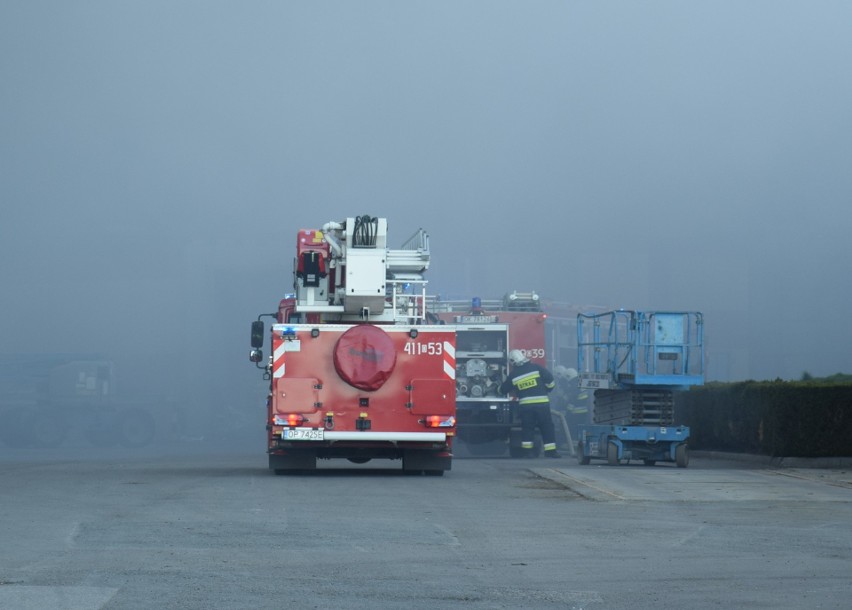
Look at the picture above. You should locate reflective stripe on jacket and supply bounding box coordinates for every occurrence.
[499,362,555,405]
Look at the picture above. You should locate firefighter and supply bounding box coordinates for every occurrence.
[553,365,589,440]
[499,349,562,458]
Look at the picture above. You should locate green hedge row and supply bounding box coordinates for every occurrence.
[676,381,852,457]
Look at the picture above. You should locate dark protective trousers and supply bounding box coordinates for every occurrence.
[519,402,557,449]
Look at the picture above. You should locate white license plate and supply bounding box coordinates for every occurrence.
[282,427,324,441]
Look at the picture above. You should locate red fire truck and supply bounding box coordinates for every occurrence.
[428,292,595,456]
[249,216,456,474]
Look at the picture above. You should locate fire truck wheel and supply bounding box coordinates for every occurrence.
[117,409,156,448]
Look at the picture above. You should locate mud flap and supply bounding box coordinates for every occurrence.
[270,450,317,473]
[402,450,451,474]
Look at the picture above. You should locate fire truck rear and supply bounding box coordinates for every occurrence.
[249,216,456,474]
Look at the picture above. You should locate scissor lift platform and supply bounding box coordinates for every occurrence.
[576,310,703,467]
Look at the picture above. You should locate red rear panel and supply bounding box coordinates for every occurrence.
[269,324,455,440]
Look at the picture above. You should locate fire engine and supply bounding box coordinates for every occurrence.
[249,216,456,474]
[428,292,589,457]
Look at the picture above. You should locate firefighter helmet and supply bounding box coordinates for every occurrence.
[557,366,578,381]
[508,349,529,366]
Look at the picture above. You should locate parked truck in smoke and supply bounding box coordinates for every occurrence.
[249,216,456,474]
[0,354,159,449]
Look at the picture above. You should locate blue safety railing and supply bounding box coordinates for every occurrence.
[577,310,704,389]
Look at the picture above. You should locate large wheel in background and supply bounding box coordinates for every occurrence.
[606,441,620,466]
[675,444,689,468]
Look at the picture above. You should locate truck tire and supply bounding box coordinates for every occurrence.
[606,441,620,466]
[675,444,689,468]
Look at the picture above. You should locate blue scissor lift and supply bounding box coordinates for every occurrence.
[576,310,704,467]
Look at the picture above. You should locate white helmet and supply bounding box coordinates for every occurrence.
[555,365,578,380]
[508,349,529,366]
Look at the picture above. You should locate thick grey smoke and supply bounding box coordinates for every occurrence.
[2,0,850,434]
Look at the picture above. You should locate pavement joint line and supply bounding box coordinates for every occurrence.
[761,468,852,489]
[528,467,625,501]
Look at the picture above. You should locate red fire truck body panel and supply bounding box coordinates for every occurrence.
[434,311,547,366]
[267,324,456,468]
[428,293,566,456]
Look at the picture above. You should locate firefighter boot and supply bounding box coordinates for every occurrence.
[542,441,562,458]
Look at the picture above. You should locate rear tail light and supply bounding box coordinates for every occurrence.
[425,415,456,428]
[273,413,306,426]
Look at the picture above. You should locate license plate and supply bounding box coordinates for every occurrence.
[282,427,324,441]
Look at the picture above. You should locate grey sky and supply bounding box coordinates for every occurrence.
[2,1,851,408]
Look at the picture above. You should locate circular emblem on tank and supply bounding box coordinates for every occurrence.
[333,325,397,391]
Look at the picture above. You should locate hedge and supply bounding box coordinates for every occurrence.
[676,381,852,457]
